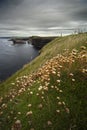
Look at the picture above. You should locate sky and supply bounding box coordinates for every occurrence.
[0,0,87,37]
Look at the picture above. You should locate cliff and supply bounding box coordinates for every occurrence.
[29,36,57,49]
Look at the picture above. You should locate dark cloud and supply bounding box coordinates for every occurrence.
[0,0,23,7]
[0,0,87,36]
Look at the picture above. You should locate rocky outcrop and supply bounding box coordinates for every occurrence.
[11,39,26,44]
[10,36,57,49]
[9,37,29,44]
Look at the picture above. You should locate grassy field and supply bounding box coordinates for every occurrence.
[0,33,87,130]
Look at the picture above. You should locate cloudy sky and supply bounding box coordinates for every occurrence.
[0,0,87,36]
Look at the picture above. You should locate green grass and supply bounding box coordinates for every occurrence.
[0,33,87,130]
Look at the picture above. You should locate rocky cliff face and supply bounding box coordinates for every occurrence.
[29,36,56,49]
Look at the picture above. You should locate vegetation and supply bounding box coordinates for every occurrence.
[0,33,87,130]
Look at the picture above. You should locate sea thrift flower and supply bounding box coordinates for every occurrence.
[62,101,66,105]
[26,111,33,116]
[80,46,86,50]
[52,71,56,74]
[56,110,60,113]
[58,102,62,105]
[57,73,60,77]
[30,91,33,95]
[28,104,32,107]
[38,104,43,109]
[65,107,70,114]
[0,111,3,115]
[14,117,17,120]
[57,97,60,100]
[59,90,63,93]
[12,120,22,130]
[47,121,52,126]
[44,87,48,91]
[57,80,61,83]
[18,112,21,115]
[11,82,15,85]
[72,78,75,82]
[69,73,74,76]
[51,86,54,89]
[41,96,44,99]
[36,93,39,96]
[38,86,43,91]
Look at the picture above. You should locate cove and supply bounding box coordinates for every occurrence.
[0,38,39,81]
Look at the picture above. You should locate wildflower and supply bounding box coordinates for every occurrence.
[51,86,54,89]
[62,101,66,105]
[58,102,62,105]
[1,103,7,108]
[41,96,44,99]
[12,95,15,99]
[57,73,60,77]
[11,82,15,85]
[28,104,32,107]
[26,111,33,116]
[30,91,33,95]
[13,120,22,130]
[52,71,56,74]
[82,69,87,73]
[65,107,70,114]
[55,86,57,89]
[80,46,86,50]
[18,112,21,115]
[47,121,52,126]
[0,111,3,115]
[38,86,43,91]
[57,80,61,83]
[45,82,50,86]
[56,88,60,91]
[72,78,75,82]
[57,97,60,100]
[56,109,60,113]
[36,93,39,96]
[38,104,43,109]
[44,87,48,91]
[69,73,74,76]
[59,90,63,93]
[59,65,62,68]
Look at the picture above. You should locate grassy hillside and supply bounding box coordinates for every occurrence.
[0,33,87,130]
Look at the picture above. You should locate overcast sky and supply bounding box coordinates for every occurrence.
[0,0,87,36]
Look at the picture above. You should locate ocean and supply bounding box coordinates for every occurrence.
[0,38,39,81]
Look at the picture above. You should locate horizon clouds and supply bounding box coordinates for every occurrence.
[0,0,87,36]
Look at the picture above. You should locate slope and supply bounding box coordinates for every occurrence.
[0,33,87,130]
